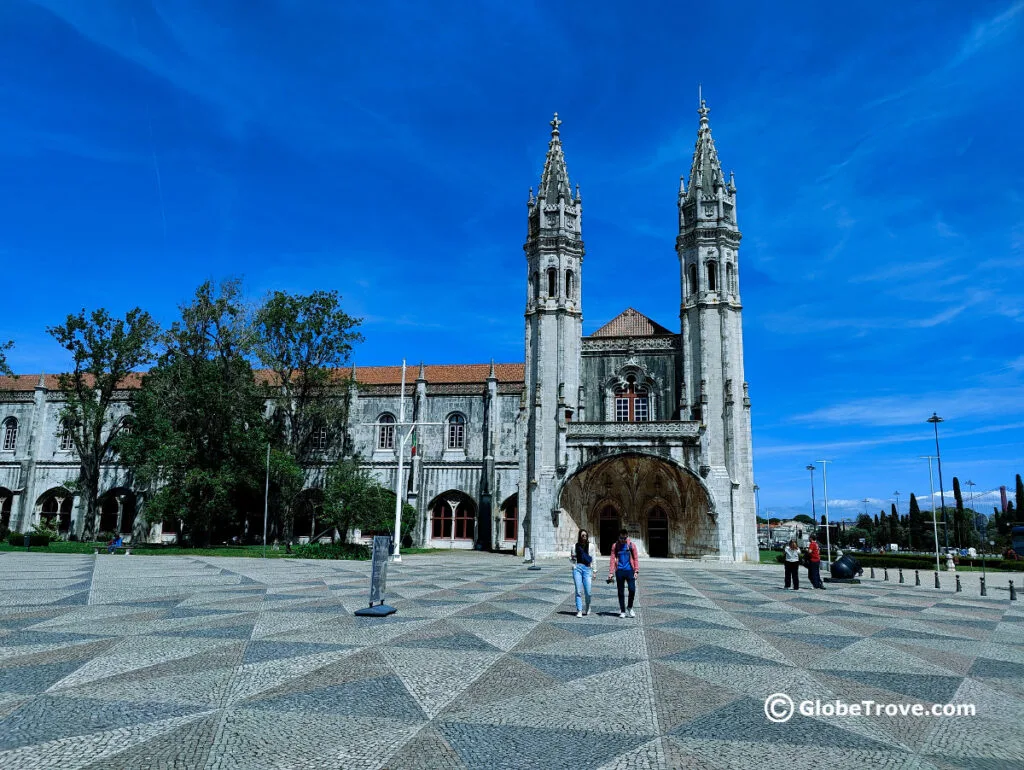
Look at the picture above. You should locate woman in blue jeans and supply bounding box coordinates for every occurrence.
[572,529,593,618]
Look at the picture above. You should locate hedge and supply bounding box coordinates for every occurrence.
[291,542,371,560]
[6,533,50,547]
[774,551,1021,571]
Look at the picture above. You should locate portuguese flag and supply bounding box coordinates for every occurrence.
[411,427,417,457]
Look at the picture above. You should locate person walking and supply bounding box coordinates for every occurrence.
[806,535,825,589]
[572,529,593,617]
[608,529,639,618]
[783,538,801,590]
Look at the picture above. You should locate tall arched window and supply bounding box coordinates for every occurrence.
[707,262,718,292]
[2,418,17,452]
[377,413,396,450]
[58,421,74,452]
[311,426,329,451]
[688,264,698,295]
[447,413,466,450]
[614,378,650,422]
[565,270,574,300]
[547,268,557,297]
[531,271,539,302]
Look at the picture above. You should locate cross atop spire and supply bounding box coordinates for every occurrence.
[684,90,725,201]
[550,112,562,137]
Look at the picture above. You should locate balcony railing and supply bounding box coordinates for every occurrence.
[566,421,701,442]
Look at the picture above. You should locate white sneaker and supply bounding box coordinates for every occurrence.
[583,607,590,616]
[627,609,636,618]
[619,611,626,618]
[576,611,583,618]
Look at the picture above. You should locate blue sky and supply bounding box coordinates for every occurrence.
[2,0,1022,522]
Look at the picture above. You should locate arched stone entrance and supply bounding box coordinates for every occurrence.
[559,453,717,558]
[427,490,477,548]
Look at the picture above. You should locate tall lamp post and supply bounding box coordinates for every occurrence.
[966,480,977,536]
[920,455,941,574]
[816,459,832,571]
[927,413,948,549]
[806,464,816,527]
[262,442,270,559]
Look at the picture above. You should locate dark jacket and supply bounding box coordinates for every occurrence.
[574,543,592,566]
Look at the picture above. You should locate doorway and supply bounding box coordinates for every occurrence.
[647,506,669,558]
[598,505,619,555]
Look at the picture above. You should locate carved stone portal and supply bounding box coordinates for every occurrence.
[558,454,716,558]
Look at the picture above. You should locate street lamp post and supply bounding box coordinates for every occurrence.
[927,413,948,550]
[806,464,816,526]
[262,442,270,559]
[921,455,941,574]
[966,480,977,536]
[816,460,832,571]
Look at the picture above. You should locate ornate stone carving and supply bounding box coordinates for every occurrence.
[566,421,700,441]
[581,336,678,353]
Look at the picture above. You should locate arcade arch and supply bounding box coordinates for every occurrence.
[559,453,716,558]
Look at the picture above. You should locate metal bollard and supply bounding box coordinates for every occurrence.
[899,568,904,584]
[934,571,940,589]
[915,570,921,586]
[884,568,889,581]
[1011,581,1018,601]
[980,576,987,597]
[955,575,962,593]
[870,566,875,578]
[24,534,31,551]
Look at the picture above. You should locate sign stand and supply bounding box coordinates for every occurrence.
[354,536,397,616]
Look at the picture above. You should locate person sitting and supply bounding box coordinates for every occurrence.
[107,535,123,554]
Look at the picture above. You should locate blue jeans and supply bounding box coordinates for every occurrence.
[573,564,592,612]
[616,569,636,611]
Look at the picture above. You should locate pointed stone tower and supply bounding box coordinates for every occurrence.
[520,113,584,558]
[677,96,757,560]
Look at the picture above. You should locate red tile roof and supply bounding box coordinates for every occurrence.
[0,363,527,392]
[590,308,674,337]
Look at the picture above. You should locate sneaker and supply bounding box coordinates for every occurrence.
[576,611,583,618]
[627,609,636,618]
[583,607,590,616]
[619,611,626,618]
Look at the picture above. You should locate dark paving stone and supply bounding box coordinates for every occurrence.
[662,645,778,666]
[248,675,427,720]
[439,722,654,770]
[672,697,890,748]
[391,632,501,653]
[969,657,1024,679]
[242,641,354,665]
[776,633,859,650]
[828,670,964,703]
[0,660,84,694]
[0,695,205,750]
[513,653,640,681]
[159,624,254,640]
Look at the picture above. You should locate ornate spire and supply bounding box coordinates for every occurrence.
[417,361,426,380]
[538,112,572,201]
[685,94,725,201]
[488,359,496,379]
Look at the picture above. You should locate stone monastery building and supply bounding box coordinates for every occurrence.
[0,100,758,561]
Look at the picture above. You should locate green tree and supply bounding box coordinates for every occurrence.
[793,514,814,525]
[953,476,966,548]
[1016,474,1024,516]
[323,457,415,543]
[254,290,363,543]
[908,493,923,549]
[119,282,267,546]
[0,340,12,377]
[48,308,160,540]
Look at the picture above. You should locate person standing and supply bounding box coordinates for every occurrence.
[783,538,801,590]
[608,529,639,618]
[572,530,593,617]
[806,535,825,589]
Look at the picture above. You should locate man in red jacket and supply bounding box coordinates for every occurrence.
[806,535,825,589]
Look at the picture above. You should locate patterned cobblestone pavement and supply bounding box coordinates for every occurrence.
[0,552,1021,769]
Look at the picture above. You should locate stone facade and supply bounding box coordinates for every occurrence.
[0,100,757,561]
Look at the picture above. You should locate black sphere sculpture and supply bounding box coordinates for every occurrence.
[831,554,864,580]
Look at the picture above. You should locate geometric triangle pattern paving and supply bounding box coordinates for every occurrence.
[0,552,1022,769]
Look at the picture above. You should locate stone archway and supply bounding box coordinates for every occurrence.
[559,453,717,558]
